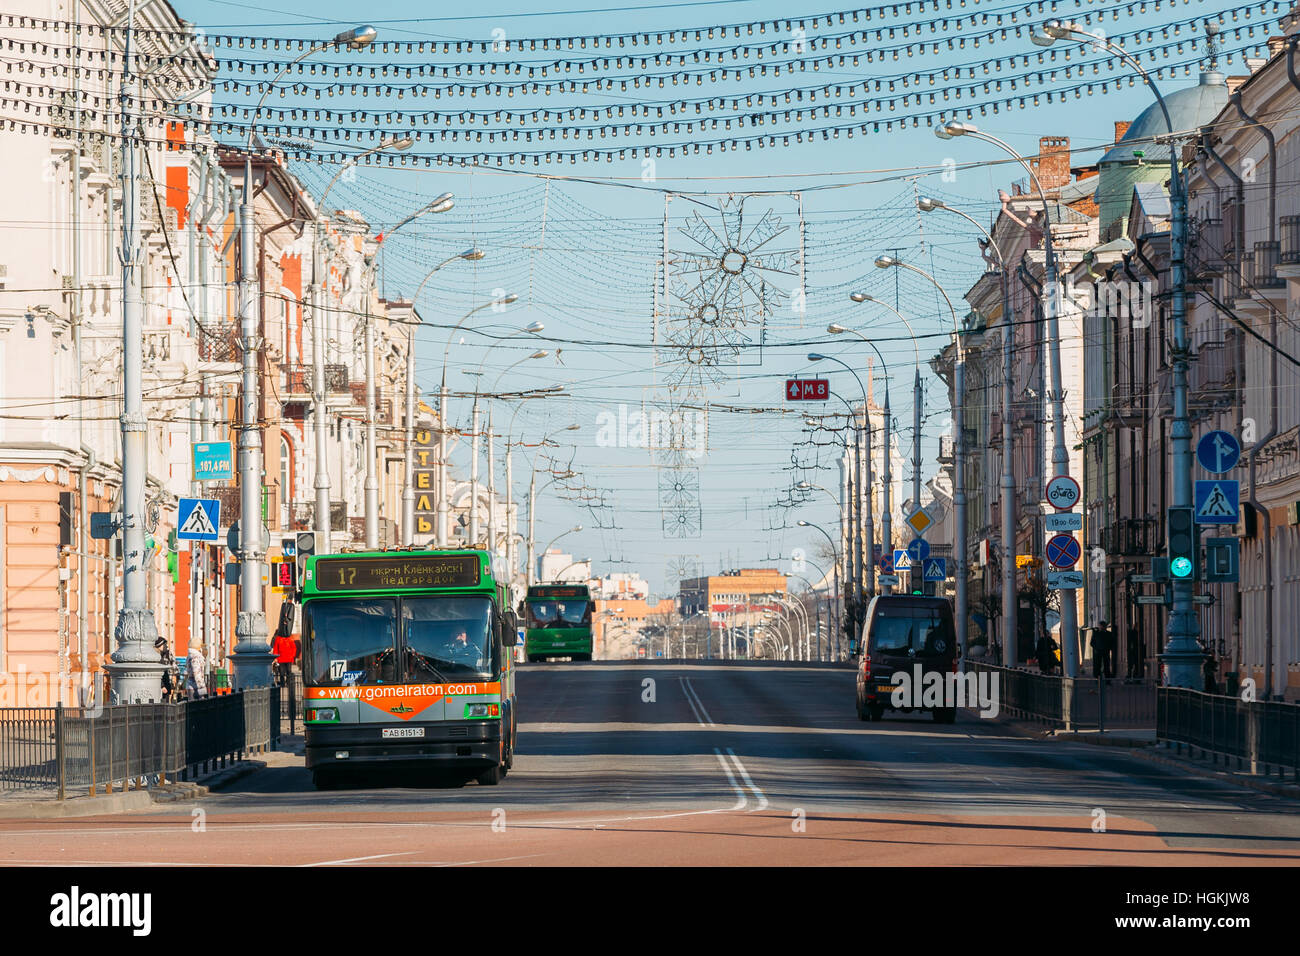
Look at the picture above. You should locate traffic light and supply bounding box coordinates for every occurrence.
[1167,506,1197,580]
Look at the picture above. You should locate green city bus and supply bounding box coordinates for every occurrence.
[299,548,517,789]
[523,583,593,661]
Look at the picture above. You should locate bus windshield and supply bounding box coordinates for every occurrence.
[304,598,398,685]
[527,599,591,627]
[402,596,493,679]
[304,595,494,684]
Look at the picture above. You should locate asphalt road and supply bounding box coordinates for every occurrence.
[3,662,1298,865]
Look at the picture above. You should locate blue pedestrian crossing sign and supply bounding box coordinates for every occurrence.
[922,557,948,581]
[1196,430,1240,475]
[177,497,221,541]
[906,538,931,563]
[1195,479,1239,524]
[893,548,913,571]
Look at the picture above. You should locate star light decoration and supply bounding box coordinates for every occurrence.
[658,194,802,385]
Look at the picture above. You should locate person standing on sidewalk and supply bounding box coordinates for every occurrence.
[185,643,208,699]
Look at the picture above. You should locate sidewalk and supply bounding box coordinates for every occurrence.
[0,736,302,820]
[983,711,1300,800]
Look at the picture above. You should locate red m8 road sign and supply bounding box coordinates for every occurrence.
[785,379,829,401]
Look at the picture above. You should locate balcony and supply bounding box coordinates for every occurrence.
[284,363,350,394]
[1101,518,1158,557]
[1254,240,1283,289]
[1282,215,1300,264]
[1189,337,1236,405]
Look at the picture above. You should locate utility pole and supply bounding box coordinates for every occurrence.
[469,395,481,546]
[230,149,272,690]
[106,1,165,702]
[402,321,418,546]
[364,296,379,549]
[310,221,332,552]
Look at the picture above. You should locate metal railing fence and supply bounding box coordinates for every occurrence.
[1158,688,1299,780]
[0,688,278,800]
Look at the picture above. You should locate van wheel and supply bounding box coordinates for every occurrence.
[868,705,885,722]
[933,707,956,724]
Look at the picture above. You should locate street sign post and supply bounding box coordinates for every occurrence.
[177,498,220,542]
[1196,430,1241,475]
[1194,479,1239,525]
[879,554,895,575]
[1047,569,1083,590]
[1045,533,1081,569]
[922,557,948,581]
[892,549,913,572]
[1045,512,1082,532]
[1046,474,1081,511]
[904,506,933,537]
[89,512,119,540]
[192,441,235,482]
[906,538,931,563]
[784,379,829,401]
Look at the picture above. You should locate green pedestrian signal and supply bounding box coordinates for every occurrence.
[1166,506,1197,580]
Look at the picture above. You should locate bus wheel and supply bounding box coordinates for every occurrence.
[476,763,503,786]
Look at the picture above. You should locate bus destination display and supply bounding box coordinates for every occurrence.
[530,585,587,598]
[315,554,481,591]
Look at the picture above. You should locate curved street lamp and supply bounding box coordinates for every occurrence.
[875,256,970,657]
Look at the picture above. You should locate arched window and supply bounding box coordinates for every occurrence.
[279,435,292,529]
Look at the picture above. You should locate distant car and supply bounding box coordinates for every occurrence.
[855,595,958,724]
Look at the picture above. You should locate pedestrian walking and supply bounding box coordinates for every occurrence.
[185,642,208,699]
[1126,625,1144,680]
[1092,621,1116,679]
[272,630,299,686]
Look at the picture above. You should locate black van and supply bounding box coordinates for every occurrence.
[855,595,958,723]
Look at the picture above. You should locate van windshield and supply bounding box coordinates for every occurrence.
[871,606,952,655]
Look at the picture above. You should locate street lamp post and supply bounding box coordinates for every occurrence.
[312,135,412,552]
[363,193,454,549]
[915,197,1017,665]
[400,248,484,545]
[437,294,519,546]
[936,117,1077,675]
[482,348,548,562]
[228,25,376,692]
[1031,17,1199,690]
[875,256,969,657]
[806,356,868,639]
[798,519,842,658]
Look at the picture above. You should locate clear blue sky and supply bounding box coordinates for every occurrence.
[179,0,1267,597]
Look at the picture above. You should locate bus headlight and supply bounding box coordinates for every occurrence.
[465,703,500,718]
[307,707,339,722]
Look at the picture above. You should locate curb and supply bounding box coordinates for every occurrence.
[0,759,267,820]
[976,710,1299,800]
[1126,745,1300,800]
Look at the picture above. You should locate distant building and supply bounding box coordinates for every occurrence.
[537,549,590,584]
[591,572,650,601]
[679,568,787,629]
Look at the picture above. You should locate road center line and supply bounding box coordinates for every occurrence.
[298,851,417,867]
[713,747,749,810]
[726,747,769,811]
[680,676,714,726]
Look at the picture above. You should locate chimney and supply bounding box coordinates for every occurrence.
[1034,136,1071,190]
[1114,121,1131,143]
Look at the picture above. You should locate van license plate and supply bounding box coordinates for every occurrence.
[876,684,897,694]
[382,727,424,739]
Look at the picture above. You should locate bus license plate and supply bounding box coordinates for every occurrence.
[382,727,424,739]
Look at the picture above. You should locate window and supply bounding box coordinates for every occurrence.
[279,435,292,529]
[402,596,493,679]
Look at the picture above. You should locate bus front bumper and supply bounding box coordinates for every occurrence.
[305,720,502,769]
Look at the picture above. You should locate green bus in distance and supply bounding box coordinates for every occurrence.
[524,583,593,661]
[299,548,517,789]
